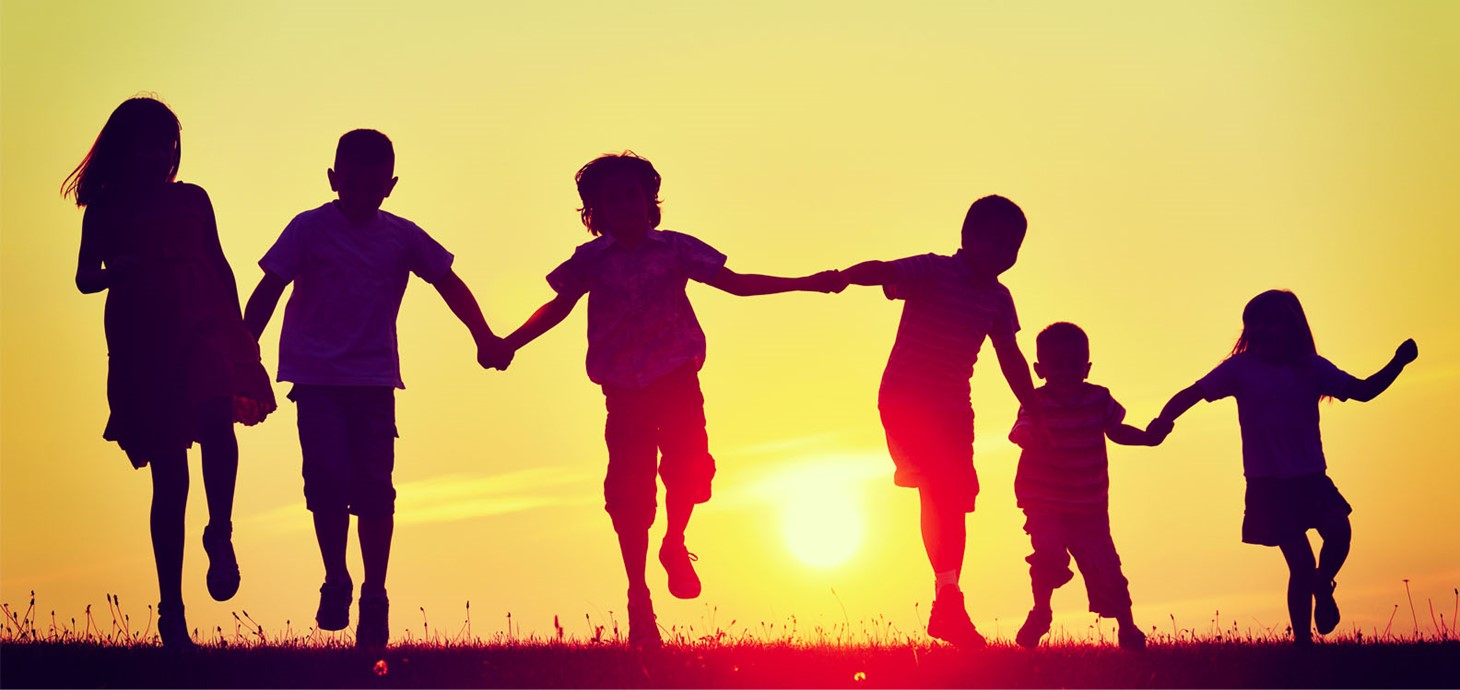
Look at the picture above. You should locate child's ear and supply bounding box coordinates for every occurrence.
[327,168,339,192]
[384,176,399,198]
[1082,362,1092,378]
[1032,361,1047,380]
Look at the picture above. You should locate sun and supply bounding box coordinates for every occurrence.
[772,460,866,568]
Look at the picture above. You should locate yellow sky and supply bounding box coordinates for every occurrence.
[3,1,1458,642]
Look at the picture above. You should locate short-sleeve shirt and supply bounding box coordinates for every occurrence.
[259,202,454,388]
[878,250,1019,406]
[547,229,727,390]
[1194,352,1360,478]
[1011,383,1126,511]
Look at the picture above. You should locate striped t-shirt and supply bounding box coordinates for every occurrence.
[1011,383,1126,511]
[877,251,1019,406]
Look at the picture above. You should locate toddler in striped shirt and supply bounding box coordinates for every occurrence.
[1008,322,1162,650]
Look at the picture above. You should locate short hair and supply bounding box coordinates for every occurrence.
[335,129,394,169]
[575,151,662,235]
[1036,321,1089,361]
[961,195,1027,247]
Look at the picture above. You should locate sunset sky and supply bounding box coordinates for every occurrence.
[3,1,1457,644]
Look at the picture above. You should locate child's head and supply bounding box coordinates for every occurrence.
[328,129,397,216]
[575,151,661,237]
[1033,322,1091,386]
[960,195,1027,278]
[62,96,182,207]
[1232,289,1317,365]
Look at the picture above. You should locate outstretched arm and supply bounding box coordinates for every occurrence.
[433,269,510,370]
[841,260,896,287]
[702,266,846,297]
[1148,385,1204,440]
[1348,339,1418,402]
[243,271,289,341]
[1107,423,1159,447]
[503,291,582,353]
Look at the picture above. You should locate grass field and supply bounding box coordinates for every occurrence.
[3,593,1456,688]
[3,638,1458,688]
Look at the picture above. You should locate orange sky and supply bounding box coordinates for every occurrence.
[3,1,1458,644]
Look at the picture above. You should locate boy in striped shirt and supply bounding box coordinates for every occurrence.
[1009,322,1161,650]
[841,195,1039,648]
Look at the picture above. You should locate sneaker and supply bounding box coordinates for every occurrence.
[1118,625,1147,650]
[1015,607,1052,649]
[202,523,240,602]
[927,586,986,648]
[659,540,701,600]
[1314,575,1340,635]
[356,591,389,649]
[627,590,662,650]
[157,601,195,650]
[316,580,353,631]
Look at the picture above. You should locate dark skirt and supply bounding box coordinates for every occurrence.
[1242,472,1352,546]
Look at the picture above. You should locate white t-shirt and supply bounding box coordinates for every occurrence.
[260,202,454,388]
[1195,352,1360,478]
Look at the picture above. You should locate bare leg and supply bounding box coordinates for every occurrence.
[919,488,966,577]
[358,514,393,596]
[1315,516,1351,583]
[313,510,351,585]
[1278,535,1317,643]
[664,497,692,545]
[196,397,237,529]
[618,527,650,595]
[148,449,190,608]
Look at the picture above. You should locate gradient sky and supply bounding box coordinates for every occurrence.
[3,1,1458,644]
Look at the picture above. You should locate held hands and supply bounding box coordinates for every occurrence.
[477,335,515,371]
[1394,338,1418,366]
[1145,417,1174,446]
[807,269,850,294]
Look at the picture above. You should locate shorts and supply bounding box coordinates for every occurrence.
[601,365,716,533]
[1242,472,1351,546]
[291,384,398,516]
[878,395,977,512]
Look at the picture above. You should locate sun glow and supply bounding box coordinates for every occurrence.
[767,459,872,568]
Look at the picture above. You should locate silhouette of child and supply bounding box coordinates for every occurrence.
[1008,322,1160,650]
[838,195,1038,648]
[501,151,845,649]
[1148,289,1418,645]
[64,96,276,648]
[243,129,508,649]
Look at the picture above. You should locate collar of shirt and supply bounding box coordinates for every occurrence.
[600,228,671,249]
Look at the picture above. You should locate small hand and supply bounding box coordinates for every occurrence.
[1394,338,1418,366]
[809,269,850,294]
[1146,417,1174,445]
[477,336,514,371]
[233,396,269,426]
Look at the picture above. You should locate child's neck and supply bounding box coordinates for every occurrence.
[334,200,378,225]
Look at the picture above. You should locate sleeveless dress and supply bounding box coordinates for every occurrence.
[96,182,276,467]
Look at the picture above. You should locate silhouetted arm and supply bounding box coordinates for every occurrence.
[1148,385,1203,441]
[841,260,896,287]
[194,187,243,317]
[243,271,289,340]
[1348,339,1418,402]
[1107,423,1158,446]
[990,327,1037,411]
[75,207,121,294]
[702,266,846,296]
[433,269,511,370]
[503,292,583,352]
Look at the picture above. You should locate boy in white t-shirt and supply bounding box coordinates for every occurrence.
[243,129,509,649]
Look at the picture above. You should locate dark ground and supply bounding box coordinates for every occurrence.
[3,640,1457,688]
